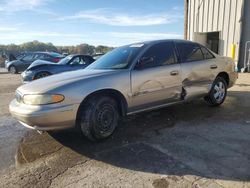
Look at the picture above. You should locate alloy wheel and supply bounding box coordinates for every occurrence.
[213,81,226,103]
[9,66,16,74]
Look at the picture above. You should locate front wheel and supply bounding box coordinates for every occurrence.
[34,72,51,80]
[79,96,119,141]
[204,77,227,106]
[9,66,17,74]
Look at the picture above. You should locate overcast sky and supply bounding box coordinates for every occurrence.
[0,0,184,46]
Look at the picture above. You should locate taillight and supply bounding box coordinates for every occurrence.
[53,58,60,63]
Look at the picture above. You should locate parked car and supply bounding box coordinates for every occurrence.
[9,40,238,141]
[6,52,64,74]
[4,52,29,68]
[21,54,95,83]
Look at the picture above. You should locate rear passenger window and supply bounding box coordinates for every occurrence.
[201,47,215,59]
[139,42,176,68]
[33,54,49,60]
[176,42,204,62]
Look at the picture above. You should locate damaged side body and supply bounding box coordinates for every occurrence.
[127,40,237,114]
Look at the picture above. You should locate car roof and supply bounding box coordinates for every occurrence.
[121,39,199,48]
[33,52,63,57]
[68,54,93,58]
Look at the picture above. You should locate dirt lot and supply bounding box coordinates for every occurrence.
[0,69,250,188]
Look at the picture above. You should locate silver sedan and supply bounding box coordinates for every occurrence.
[9,40,238,141]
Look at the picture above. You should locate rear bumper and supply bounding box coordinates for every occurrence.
[9,99,79,131]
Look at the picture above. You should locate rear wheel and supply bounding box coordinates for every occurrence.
[9,66,17,74]
[204,77,227,106]
[79,96,119,141]
[34,72,51,80]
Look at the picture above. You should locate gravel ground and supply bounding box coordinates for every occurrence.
[0,68,250,188]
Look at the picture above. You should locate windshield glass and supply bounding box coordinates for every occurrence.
[58,55,73,64]
[86,44,145,70]
[16,53,26,60]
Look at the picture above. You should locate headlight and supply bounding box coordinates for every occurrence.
[24,70,32,74]
[23,94,64,105]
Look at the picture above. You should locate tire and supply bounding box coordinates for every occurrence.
[204,77,227,106]
[34,72,51,80]
[78,96,119,141]
[9,66,17,74]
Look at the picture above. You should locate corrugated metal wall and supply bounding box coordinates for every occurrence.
[239,0,250,69]
[187,0,243,64]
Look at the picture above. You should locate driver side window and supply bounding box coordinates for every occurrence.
[137,42,176,69]
[70,57,81,65]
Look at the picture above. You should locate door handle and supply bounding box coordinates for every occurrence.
[170,70,179,76]
[210,65,218,69]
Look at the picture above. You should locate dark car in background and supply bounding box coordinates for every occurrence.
[4,52,30,68]
[21,54,95,83]
[6,52,64,74]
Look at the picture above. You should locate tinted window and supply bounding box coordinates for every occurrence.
[138,42,176,69]
[22,54,34,61]
[17,53,28,60]
[82,57,93,65]
[176,42,204,62]
[201,47,215,59]
[68,56,87,65]
[33,53,47,60]
[58,55,73,64]
[49,52,63,58]
[33,54,40,60]
[69,57,81,65]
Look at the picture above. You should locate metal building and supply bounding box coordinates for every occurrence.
[184,0,250,70]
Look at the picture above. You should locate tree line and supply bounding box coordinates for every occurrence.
[0,40,114,56]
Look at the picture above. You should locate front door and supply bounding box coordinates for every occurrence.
[19,53,35,71]
[130,42,182,112]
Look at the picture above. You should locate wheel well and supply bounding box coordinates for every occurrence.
[34,71,51,78]
[35,71,51,75]
[217,72,229,86]
[76,89,128,120]
[8,65,16,71]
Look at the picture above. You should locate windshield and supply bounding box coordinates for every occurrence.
[86,44,145,70]
[16,54,26,60]
[58,55,73,64]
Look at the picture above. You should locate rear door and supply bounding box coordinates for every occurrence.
[130,41,182,112]
[175,41,218,99]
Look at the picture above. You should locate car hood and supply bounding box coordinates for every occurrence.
[17,69,119,94]
[7,60,19,65]
[27,60,55,70]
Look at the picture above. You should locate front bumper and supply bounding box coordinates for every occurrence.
[21,71,33,83]
[9,99,79,131]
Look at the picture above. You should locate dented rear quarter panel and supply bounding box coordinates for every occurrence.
[180,54,236,100]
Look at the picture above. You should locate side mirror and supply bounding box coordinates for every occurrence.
[136,57,154,69]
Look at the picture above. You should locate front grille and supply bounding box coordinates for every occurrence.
[15,91,22,103]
